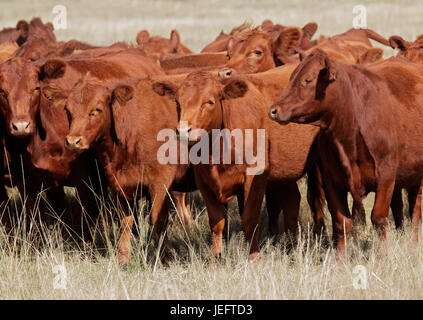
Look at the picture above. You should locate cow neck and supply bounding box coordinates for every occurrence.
[94,129,121,178]
[320,69,366,200]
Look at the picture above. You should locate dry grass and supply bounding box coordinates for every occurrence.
[0,0,423,299]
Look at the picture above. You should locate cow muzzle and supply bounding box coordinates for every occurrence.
[10,120,32,137]
[268,105,291,125]
[65,135,89,152]
[218,68,234,79]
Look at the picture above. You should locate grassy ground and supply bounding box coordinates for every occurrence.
[0,0,423,299]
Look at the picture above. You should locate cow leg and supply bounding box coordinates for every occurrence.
[195,176,225,262]
[265,183,282,236]
[241,174,267,261]
[266,181,300,236]
[307,163,326,235]
[352,200,366,226]
[371,179,395,242]
[322,175,351,258]
[407,182,422,243]
[170,191,192,227]
[116,203,135,264]
[281,181,301,235]
[0,185,11,235]
[390,187,404,229]
[149,183,171,262]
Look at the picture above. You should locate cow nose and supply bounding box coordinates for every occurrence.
[268,106,279,120]
[11,121,32,136]
[218,68,233,79]
[65,135,86,151]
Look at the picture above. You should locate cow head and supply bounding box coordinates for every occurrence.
[0,58,41,137]
[268,49,337,126]
[221,28,275,76]
[137,29,190,60]
[0,57,66,138]
[65,77,133,152]
[153,72,247,142]
[390,35,423,64]
[219,25,313,78]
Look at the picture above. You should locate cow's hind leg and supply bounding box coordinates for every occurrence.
[407,181,422,243]
[390,187,404,229]
[170,191,192,228]
[242,174,267,261]
[371,179,396,244]
[322,175,352,258]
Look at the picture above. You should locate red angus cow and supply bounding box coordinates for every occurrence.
[136,29,192,60]
[219,27,388,78]
[63,73,194,263]
[0,49,163,238]
[389,34,423,64]
[153,71,321,261]
[0,18,55,46]
[269,49,423,253]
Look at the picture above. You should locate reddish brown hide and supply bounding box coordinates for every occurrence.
[269,49,423,254]
[153,70,321,261]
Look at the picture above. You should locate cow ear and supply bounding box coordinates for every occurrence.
[226,37,234,51]
[261,19,274,31]
[136,30,150,46]
[324,55,337,81]
[276,27,303,55]
[302,22,318,40]
[315,54,336,100]
[222,80,248,100]
[39,59,66,80]
[170,30,181,50]
[152,81,177,98]
[112,85,134,107]
[389,35,409,51]
[16,20,29,38]
[358,47,383,65]
[45,22,54,32]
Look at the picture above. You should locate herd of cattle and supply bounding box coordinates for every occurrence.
[0,17,422,264]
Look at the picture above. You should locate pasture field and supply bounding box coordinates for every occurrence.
[1,0,423,300]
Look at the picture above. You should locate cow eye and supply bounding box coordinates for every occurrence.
[305,78,313,84]
[254,50,262,55]
[207,100,215,105]
[89,109,102,117]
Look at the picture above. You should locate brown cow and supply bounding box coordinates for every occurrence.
[219,27,387,78]
[63,73,195,263]
[269,49,423,254]
[0,18,55,46]
[389,34,423,64]
[152,70,321,261]
[136,29,192,60]
[0,49,163,239]
[14,37,100,61]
